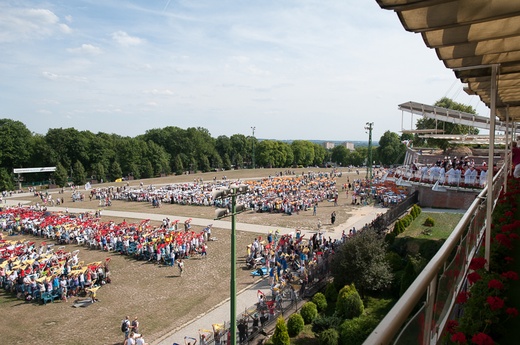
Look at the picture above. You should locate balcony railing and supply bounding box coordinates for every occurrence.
[364,166,505,345]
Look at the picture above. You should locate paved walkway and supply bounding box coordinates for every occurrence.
[3,195,384,345]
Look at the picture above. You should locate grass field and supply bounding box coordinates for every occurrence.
[402,212,464,240]
[1,167,369,345]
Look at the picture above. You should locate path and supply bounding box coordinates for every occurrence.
[2,194,383,345]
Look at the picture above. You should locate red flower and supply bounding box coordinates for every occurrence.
[487,279,504,290]
[486,296,504,311]
[451,332,467,344]
[505,256,515,264]
[501,271,519,281]
[469,257,487,270]
[506,307,519,317]
[471,332,494,345]
[495,233,512,249]
[447,320,459,334]
[505,211,514,217]
[468,272,482,284]
[509,233,520,240]
[456,291,470,304]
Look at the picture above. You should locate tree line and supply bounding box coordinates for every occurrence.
[1,118,435,190]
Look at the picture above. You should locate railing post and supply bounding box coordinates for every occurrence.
[422,276,437,345]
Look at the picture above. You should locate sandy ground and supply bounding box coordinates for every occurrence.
[0,167,375,345]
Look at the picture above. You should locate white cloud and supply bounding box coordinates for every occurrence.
[41,71,88,82]
[67,44,102,55]
[143,89,174,95]
[111,30,144,46]
[0,7,71,42]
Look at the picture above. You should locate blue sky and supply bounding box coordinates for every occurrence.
[0,0,487,142]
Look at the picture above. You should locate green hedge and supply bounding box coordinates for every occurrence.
[287,313,305,337]
[300,301,318,324]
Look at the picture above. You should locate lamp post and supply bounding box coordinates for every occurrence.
[213,184,249,345]
[365,122,374,180]
[251,126,256,169]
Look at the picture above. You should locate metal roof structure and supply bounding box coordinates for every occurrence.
[399,101,520,132]
[377,0,520,123]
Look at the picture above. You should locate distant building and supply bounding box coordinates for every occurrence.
[322,141,335,149]
[342,142,355,151]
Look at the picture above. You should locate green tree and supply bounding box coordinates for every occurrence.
[312,292,328,313]
[287,313,305,337]
[141,160,154,179]
[414,97,479,151]
[91,162,106,182]
[109,161,123,181]
[72,160,87,185]
[313,143,328,166]
[336,284,364,319]
[199,155,211,172]
[376,131,406,166]
[54,162,69,187]
[331,229,393,297]
[272,317,290,345]
[331,146,349,166]
[223,153,232,170]
[300,301,318,324]
[0,119,32,171]
[0,168,14,191]
[319,329,339,345]
[173,154,184,175]
[291,140,315,167]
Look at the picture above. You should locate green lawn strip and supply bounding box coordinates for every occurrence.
[402,212,463,240]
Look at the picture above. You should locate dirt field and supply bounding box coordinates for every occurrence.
[0,167,369,345]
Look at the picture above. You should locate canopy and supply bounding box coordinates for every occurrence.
[377,0,520,122]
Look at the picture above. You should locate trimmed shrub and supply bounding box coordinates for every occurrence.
[385,251,405,272]
[312,315,343,334]
[423,216,435,227]
[272,317,290,345]
[324,282,338,304]
[319,328,339,345]
[338,315,380,345]
[385,232,396,244]
[312,292,328,312]
[393,220,404,235]
[300,301,318,324]
[336,284,364,319]
[287,313,305,337]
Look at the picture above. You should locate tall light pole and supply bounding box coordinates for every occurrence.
[213,184,249,345]
[365,122,374,180]
[251,126,256,169]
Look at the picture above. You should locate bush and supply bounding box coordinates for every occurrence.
[336,284,364,319]
[338,315,380,345]
[287,313,305,337]
[324,282,338,304]
[272,317,290,345]
[319,328,339,345]
[393,220,404,235]
[312,292,328,312]
[300,301,318,324]
[423,216,435,227]
[385,232,396,244]
[312,315,343,334]
[402,214,412,227]
[385,251,405,272]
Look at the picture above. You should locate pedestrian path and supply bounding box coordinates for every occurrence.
[3,197,383,241]
[2,196,384,345]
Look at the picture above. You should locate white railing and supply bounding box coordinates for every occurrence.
[364,166,505,345]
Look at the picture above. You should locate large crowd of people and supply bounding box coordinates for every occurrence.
[0,208,111,304]
[72,171,344,217]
